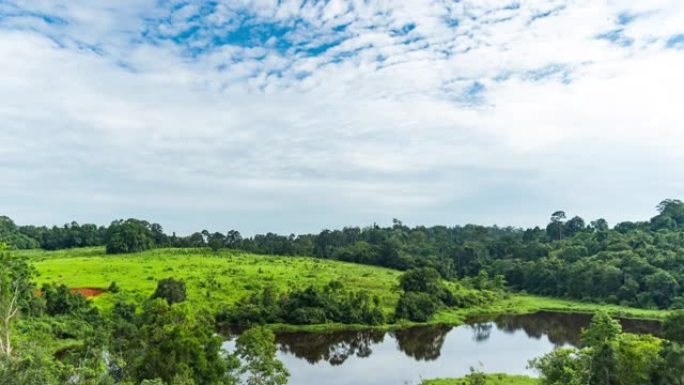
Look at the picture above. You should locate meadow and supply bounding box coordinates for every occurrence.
[18,247,670,326]
[21,247,403,315]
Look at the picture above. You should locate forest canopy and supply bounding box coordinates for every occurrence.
[4,199,684,309]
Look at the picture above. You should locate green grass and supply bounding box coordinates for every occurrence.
[432,292,669,325]
[20,247,670,326]
[25,247,403,315]
[422,374,538,385]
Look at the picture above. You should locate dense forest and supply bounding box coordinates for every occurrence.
[4,199,684,310]
[4,201,684,384]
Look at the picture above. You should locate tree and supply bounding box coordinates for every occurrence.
[582,311,621,385]
[615,334,662,385]
[663,310,684,344]
[547,211,567,241]
[151,278,187,305]
[658,342,684,385]
[105,219,158,254]
[394,292,439,322]
[530,348,586,385]
[125,299,235,384]
[644,271,679,308]
[564,216,586,237]
[657,199,684,222]
[226,230,243,249]
[590,219,610,233]
[208,232,227,252]
[399,268,442,294]
[235,326,289,385]
[0,244,35,357]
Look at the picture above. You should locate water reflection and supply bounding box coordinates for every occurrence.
[392,325,452,361]
[262,312,662,365]
[468,323,493,343]
[223,312,662,385]
[277,330,385,366]
[492,311,661,347]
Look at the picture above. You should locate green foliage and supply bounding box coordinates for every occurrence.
[219,281,385,326]
[41,283,91,316]
[0,217,40,249]
[662,310,684,344]
[399,268,442,295]
[394,292,439,322]
[421,374,538,385]
[530,348,585,385]
[465,366,486,385]
[581,311,622,347]
[532,312,664,385]
[658,342,684,385]
[7,198,684,312]
[151,277,187,305]
[393,268,492,322]
[0,250,37,356]
[108,281,120,293]
[656,310,684,385]
[0,344,59,385]
[615,333,662,385]
[234,326,288,385]
[105,219,166,254]
[116,299,234,385]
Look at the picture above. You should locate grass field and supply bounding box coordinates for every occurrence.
[422,374,538,385]
[23,247,403,315]
[432,292,669,325]
[19,247,670,325]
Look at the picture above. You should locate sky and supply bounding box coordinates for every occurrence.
[1,0,684,235]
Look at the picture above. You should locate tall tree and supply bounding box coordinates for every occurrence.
[0,244,35,357]
[235,327,289,385]
[547,211,567,241]
[582,311,622,385]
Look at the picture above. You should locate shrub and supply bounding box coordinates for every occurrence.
[151,278,187,305]
[108,281,120,293]
[394,292,439,322]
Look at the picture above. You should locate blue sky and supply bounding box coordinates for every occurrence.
[1,0,684,235]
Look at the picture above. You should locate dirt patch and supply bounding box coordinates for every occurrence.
[35,287,106,298]
[70,288,105,297]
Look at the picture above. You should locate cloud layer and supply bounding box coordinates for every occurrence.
[1,0,684,234]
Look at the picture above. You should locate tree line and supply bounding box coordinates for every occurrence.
[5,199,684,309]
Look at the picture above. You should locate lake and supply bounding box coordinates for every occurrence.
[223,311,661,385]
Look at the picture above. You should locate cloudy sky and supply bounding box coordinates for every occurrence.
[1,0,684,235]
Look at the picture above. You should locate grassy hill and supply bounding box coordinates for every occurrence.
[20,247,403,314]
[17,247,669,325]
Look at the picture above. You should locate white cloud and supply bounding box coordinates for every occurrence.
[0,0,683,234]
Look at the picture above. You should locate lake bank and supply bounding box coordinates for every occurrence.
[264,294,667,333]
[224,311,661,385]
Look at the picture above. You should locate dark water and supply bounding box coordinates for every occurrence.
[224,312,661,385]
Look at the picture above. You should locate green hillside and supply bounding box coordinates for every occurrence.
[24,247,403,314]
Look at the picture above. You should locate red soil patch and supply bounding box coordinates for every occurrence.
[34,287,106,298]
[71,288,105,297]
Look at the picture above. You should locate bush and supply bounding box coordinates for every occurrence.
[151,278,187,305]
[394,292,439,322]
[218,281,385,326]
[108,281,120,293]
